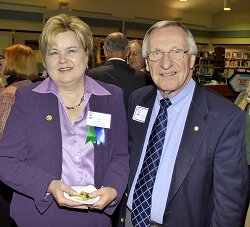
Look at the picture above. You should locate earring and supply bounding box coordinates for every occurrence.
[86,65,89,75]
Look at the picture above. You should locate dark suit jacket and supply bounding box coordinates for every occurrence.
[0,80,129,227]
[88,59,152,113]
[126,82,248,227]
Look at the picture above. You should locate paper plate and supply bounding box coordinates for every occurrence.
[64,185,100,205]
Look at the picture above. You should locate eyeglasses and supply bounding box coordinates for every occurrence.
[147,49,189,62]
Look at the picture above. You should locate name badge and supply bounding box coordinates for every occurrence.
[132,105,149,123]
[87,111,111,129]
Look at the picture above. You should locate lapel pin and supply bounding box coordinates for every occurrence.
[46,115,53,121]
[194,126,199,131]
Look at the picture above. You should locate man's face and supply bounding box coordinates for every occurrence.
[146,26,196,98]
[128,42,145,70]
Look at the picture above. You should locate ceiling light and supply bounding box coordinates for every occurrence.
[179,0,188,1]
[224,0,231,11]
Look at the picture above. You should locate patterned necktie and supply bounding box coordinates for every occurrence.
[131,98,172,227]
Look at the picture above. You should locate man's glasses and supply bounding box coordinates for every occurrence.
[128,52,141,58]
[147,49,189,62]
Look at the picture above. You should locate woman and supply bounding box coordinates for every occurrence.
[0,14,129,227]
[0,54,6,90]
[0,44,38,138]
[235,81,250,166]
[235,81,250,206]
[0,44,37,227]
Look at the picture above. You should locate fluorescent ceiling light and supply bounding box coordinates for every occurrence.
[224,0,231,10]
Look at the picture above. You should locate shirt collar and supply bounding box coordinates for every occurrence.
[157,78,195,112]
[32,75,111,98]
[108,58,126,62]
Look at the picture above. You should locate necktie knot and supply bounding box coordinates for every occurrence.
[160,98,172,110]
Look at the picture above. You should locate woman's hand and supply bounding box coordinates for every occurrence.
[88,186,117,210]
[47,180,89,209]
[243,92,250,104]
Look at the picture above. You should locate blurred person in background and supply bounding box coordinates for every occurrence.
[0,54,7,89]
[0,14,129,227]
[88,33,150,113]
[0,44,38,138]
[235,81,250,209]
[0,44,38,227]
[127,40,146,72]
[127,39,153,86]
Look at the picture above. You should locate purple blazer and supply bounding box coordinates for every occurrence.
[0,80,129,227]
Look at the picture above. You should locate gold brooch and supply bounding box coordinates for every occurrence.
[46,115,53,121]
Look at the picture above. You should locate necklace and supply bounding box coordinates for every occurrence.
[65,95,84,110]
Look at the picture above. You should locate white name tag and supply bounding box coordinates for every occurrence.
[87,111,111,129]
[132,105,149,123]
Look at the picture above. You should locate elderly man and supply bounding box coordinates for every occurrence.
[127,40,146,72]
[125,20,248,227]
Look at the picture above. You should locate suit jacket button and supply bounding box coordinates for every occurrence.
[120,218,125,223]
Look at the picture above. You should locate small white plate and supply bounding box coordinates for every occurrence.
[64,185,100,205]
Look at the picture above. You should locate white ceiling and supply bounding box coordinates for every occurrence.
[0,0,249,16]
[0,0,250,30]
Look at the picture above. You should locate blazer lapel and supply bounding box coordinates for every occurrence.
[88,95,110,171]
[33,92,62,164]
[166,84,209,207]
[128,87,157,187]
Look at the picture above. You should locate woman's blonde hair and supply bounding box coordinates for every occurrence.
[3,44,38,80]
[39,14,93,60]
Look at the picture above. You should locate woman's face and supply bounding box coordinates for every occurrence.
[0,56,7,77]
[44,31,88,90]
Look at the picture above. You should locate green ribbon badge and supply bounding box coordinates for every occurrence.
[85,126,97,144]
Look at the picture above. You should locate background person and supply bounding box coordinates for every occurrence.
[88,32,150,113]
[0,44,38,138]
[0,44,37,227]
[127,40,146,72]
[0,54,7,89]
[0,14,129,227]
[235,81,250,207]
[125,20,248,227]
[0,77,5,90]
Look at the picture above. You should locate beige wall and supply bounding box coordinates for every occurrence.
[213,13,250,30]
[1,0,250,66]
[1,0,250,30]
